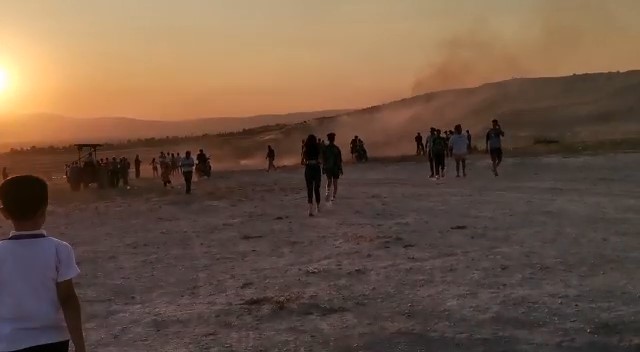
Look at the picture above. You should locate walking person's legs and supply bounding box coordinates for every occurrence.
[313,170,321,211]
[462,158,467,177]
[183,171,193,194]
[305,166,314,215]
[435,153,445,178]
[455,158,461,177]
[490,148,502,176]
[428,153,435,178]
[325,176,333,201]
[332,178,339,200]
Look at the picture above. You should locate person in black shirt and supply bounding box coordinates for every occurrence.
[303,134,322,216]
[431,130,447,179]
[266,145,276,172]
[134,155,142,179]
[196,149,207,165]
[415,133,424,156]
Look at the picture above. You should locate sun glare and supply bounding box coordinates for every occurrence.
[0,68,9,94]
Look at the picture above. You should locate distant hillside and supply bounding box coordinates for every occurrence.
[0,109,350,149]
[289,70,640,157]
[3,71,639,171]
[193,70,640,167]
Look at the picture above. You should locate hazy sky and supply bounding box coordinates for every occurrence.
[1,0,639,119]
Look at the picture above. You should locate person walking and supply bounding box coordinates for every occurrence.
[431,130,447,179]
[134,155,142,179]
[486,119,505,176]
[151,158,159,178]
[450,124,469,177]
[303,135,322,216]
[426,128,436,178]
[322,132,343,202]
[415,132,425,156]
[180,151,195,194]
[266,145,277,172]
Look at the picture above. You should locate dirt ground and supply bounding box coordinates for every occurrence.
[4,153,639,351]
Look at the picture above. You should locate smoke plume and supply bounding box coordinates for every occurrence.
[412,0,640,95]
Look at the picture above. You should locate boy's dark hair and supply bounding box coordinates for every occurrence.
[0,175,49,221]
[327,133,336,142]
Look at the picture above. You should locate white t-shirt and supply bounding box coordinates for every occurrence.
[450,134,469,155]
[180,157,195,172]
[0,231,80,351]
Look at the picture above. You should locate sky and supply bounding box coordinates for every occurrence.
[1,0,639,120]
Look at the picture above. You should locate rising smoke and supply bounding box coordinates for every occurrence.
[412,0,640,95]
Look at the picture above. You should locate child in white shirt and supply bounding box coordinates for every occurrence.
[0,176,87,352]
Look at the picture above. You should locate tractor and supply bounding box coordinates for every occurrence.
[67,144,105,191]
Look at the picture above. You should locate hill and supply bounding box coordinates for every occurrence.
[3,71,640,172]
[0,109,351,149]
[291,70,640,157]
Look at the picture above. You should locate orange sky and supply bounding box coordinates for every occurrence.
[1,0,639,119]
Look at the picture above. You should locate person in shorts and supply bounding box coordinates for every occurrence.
[0,175,87,352]
[450,124,469,177]
[485,119,505,176]
[322,133,343,202]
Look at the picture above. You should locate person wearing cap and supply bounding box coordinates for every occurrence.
[486,119,505,176]
[322,132,343,202]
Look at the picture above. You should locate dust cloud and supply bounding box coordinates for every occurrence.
[412,0,640,95]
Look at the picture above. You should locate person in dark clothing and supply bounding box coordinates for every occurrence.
[196,149,207,165]
[426,127,436,178]
[266,145,276,172]
[431,129,447,179]
[466,130,472,153]
[151,158,159,178]
[120,157,131,188]
[486,119,505,176]
[110,157,120,188]
[2,167,8,181]
[303,134,322,216]
[350,136,359,160]
[181,151,195,194]
[134,155,142,179]
[322,132,343,202]
[415,133,425,156]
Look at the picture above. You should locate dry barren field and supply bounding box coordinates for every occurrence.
[4,153,639,351]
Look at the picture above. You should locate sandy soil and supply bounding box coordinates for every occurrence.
[4,153,639,351]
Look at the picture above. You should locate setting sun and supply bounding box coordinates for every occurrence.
[0,68,9,94]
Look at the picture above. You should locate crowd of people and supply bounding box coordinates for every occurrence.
[145,150,206,193]
[64,149,210,194]
[416,118,505,179]
[0,120,507,352]
[65,156,135,190]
